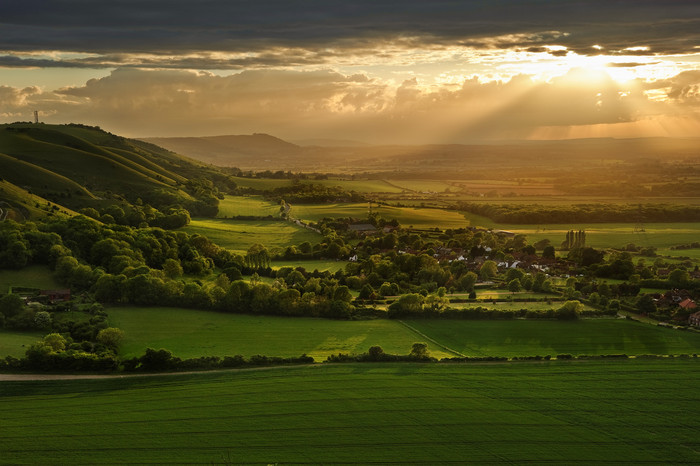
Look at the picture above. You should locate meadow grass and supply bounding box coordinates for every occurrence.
[0,265,60,293]
[215,195,281,218]
[181,218,320,254]
[106,307,700,360]
[1,361,699,464]
[292,203,470,229]
[229,176,294,190]
[460,211,700,249]
[405,318,700,357]
[0,329,42,357]
[315,179,404,193]
[106,307,454,360]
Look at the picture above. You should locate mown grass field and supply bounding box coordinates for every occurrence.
[105,307,700,361]
[215,195,281,218]
[106,307,454,360]
[0,265,60,293]
[0,329,41,357]
[406,319,700,357]
[1,361,699,464]
[182,218,320,254]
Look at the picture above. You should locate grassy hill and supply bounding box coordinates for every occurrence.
[0,123,227,218]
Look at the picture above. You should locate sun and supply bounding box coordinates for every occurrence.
[505,45,671,85]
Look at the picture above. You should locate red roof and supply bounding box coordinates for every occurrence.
[679,298,697,309]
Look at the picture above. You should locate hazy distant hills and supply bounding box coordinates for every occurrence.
[143,134,303,168]
[141,133,700,174]
[0,123,215,220]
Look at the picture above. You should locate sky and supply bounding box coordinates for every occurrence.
[1,0,699,143]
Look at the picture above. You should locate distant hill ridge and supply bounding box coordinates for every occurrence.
[143,133,302,167]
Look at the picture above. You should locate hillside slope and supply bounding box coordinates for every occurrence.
[0,123,229,217]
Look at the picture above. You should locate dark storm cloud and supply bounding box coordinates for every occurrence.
[1,0,698,68]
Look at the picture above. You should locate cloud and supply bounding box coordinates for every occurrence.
[0,85,42,117]
[0,67,692,142]
[1,1,698,69]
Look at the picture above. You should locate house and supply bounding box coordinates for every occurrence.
[40,289,71,303]
[689,310,700,327]
[679,298,697,311]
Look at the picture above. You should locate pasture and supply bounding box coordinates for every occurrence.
[181,218,320,254]
[460,211,700,249]
[215,195,281,218]
[315,179,404,193]
[106,307,455,360]
[406,319,700,357]
[291,203,470,229]
[105,307,700,361]
[0,329,41,357]
[1,361,699,464]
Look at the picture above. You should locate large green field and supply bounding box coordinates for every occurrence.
[1,361,699,464]
[106,307,455,360]
[105,307,700,361]
[406,319,700,357]
[182,218,320,254]
[461,211,700,250]
[291,203,470,229]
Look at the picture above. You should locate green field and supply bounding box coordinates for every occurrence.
[1,361,699,464]
[182,218,320,254]
[105,308,700,361]
[461,212,700,249]
[229,176,294,190]
[406,319,700,357]
[0,329,42,357]
[0,265,60,293]
[292,203,470,229]
[215,195,282,218]
[315,179,405,193]
[106,307,454,360]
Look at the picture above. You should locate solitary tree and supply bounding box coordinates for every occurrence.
[410,342,429,359]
